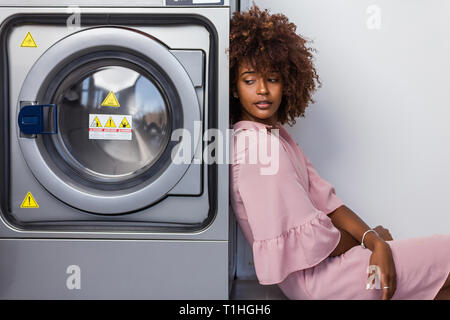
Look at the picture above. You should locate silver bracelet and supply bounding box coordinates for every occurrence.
[361,229,379,249]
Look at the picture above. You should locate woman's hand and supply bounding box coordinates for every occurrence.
[373,225,393,241]
[369,241,397,300]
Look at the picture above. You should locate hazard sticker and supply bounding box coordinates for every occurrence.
[101,91,120,107]
[20,192,39,208]
[90,116,102,128]
[89,114,132,140]
[20,32,37,48]
[104,116,116,128]
[119,117,131,128]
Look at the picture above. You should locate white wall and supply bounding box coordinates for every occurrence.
[235,0,450,278]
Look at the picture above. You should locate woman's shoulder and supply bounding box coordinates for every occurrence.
[232,124,283,161]
[231,123,299,184]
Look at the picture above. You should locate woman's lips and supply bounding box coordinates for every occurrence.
[255,101,272,109]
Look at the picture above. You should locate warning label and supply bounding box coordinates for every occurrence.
[90,116,102,128]
[120,117,131,128]
[101,91,120,107]
[104,116,116,128]
[20,32,37,48]
[20,192,39,208]
[89,114,132,140]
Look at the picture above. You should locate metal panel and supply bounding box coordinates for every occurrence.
[0,238,228,299]
[171,50,204,88]
[167,0,225,5]
[0,0,164,7]
[0,4,230,300]
[0,0,230,6]
[0,6,229,240]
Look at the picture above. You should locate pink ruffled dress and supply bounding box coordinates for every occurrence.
[230,120,450,300]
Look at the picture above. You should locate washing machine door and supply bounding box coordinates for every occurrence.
[16,27,201,214]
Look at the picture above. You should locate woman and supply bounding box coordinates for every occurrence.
[229,5,450,300]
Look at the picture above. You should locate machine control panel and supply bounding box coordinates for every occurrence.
[166,0,225,6]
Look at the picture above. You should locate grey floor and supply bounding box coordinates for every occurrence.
[229,279,288,300]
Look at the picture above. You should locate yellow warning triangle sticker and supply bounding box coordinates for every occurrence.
[104,116,117,128]
[20,192,39,208]
[119,117,131,128]
[90,116,102,128]
[20,32,38,48]
[101,91,120,107]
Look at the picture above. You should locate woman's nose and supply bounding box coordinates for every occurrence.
[256,79,269,95]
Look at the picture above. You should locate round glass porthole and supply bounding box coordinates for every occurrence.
[38,51,185,192]
[50,61,170,182]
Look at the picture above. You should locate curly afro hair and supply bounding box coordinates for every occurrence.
[229,5,322,126]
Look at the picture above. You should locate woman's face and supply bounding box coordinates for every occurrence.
[233,61,283,126]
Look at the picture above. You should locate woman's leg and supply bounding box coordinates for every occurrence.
[434,272,450,300]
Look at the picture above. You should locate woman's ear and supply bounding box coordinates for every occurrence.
[232,91,239,99]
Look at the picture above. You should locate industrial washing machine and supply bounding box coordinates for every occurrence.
[0,0,231,299]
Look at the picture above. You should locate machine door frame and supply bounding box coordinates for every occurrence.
[0,13,218,221]
[16,26,200,214]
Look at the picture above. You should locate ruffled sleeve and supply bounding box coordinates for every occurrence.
[235,130,342,285]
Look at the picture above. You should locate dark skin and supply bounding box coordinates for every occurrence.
[328,208,394,257]
[329,223,390,256]
[232,61,282,127]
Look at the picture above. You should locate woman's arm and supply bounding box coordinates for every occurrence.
[328,205,384,251]
[328,226,360,256]
[327,205,397,300]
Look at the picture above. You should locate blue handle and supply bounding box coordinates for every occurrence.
[18,104,58,135]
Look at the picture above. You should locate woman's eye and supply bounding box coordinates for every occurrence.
[268,78,279,83]
[244,80,255,84]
